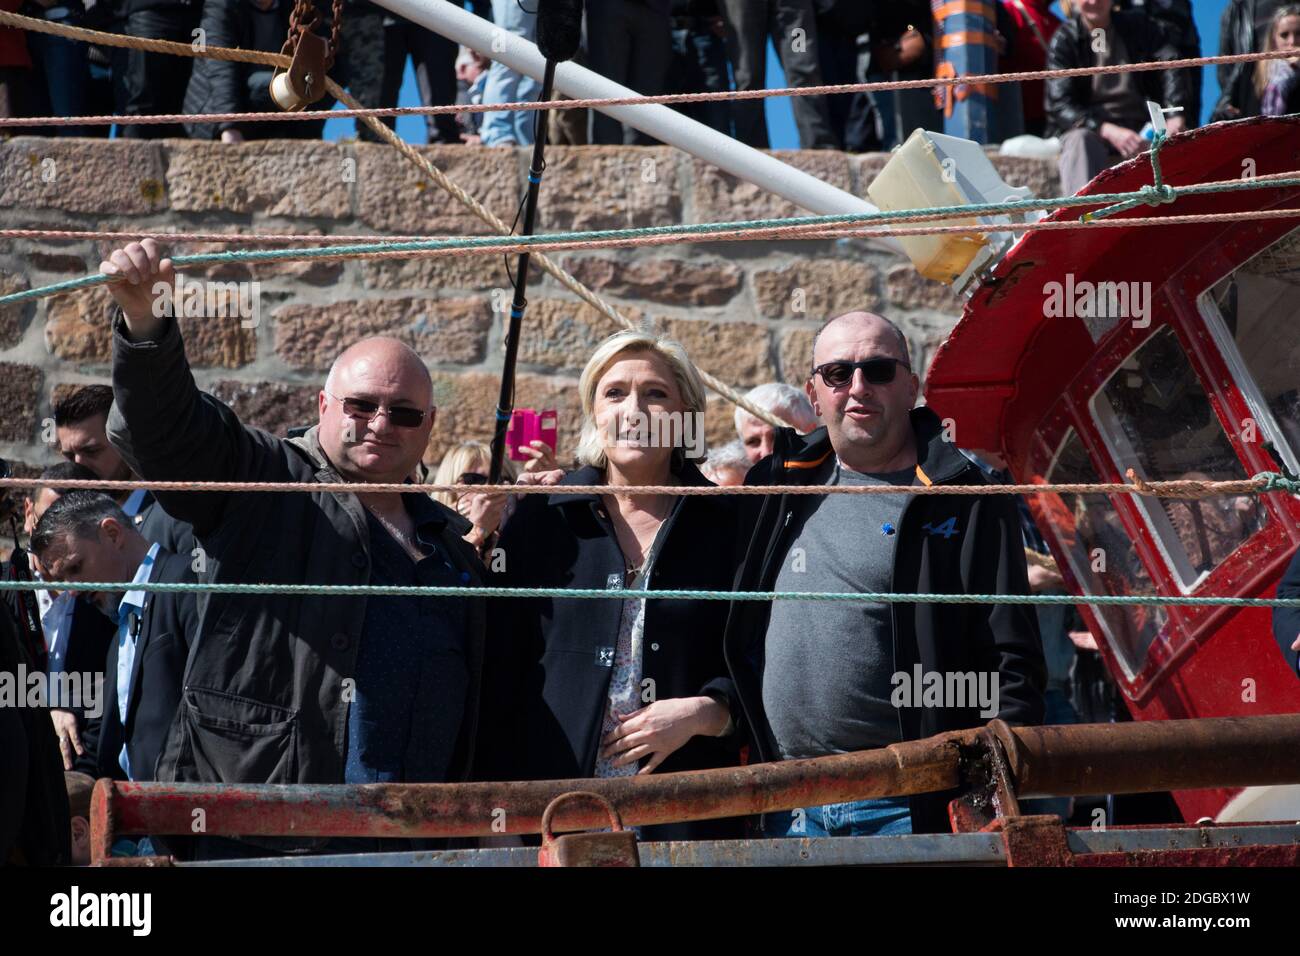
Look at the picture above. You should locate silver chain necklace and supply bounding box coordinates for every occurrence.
[366,505,419,554]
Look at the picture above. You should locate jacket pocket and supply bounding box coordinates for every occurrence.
[181,686,298,784]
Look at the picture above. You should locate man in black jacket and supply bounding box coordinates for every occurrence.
[8,462,117,771]
[722,310,1046,836]
[32,492,198,790]
[1046,0,1190,195]
[98,239,488,856]
[1115,0,1202,124]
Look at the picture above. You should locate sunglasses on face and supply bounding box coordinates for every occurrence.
[812,358,910,389]
[458,472,489,485]
[326,390,428,429]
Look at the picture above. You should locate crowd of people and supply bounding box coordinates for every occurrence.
[2,237,1159,862]
[4,2,1300,868]
[1046,1,1300,194]
[3,1,1296,155]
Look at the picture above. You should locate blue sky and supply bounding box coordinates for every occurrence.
[326,1,1230,147]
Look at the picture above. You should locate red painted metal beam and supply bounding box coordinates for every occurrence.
[995,816,1300,867]
[88,715,1300,863]
[1074,845,1300,866]
[991,715,1300,797]
[90,731,968,859]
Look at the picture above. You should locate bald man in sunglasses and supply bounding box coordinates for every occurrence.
[98,241,488,857]
[722,310,1046,838]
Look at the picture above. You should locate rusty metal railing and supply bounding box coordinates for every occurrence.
[90,715,1300,864]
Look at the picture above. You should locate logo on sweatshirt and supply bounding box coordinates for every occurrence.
[921,517,960,539]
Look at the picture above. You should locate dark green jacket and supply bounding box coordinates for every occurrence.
[106,313,487,822]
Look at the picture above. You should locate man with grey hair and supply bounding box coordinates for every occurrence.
[31,492,198,806]
[734,382,820,465]
[97,239,488,856]
[722,309,1045,837]
[701,440,751,487]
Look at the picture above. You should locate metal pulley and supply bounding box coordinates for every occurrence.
[270,0,343,112]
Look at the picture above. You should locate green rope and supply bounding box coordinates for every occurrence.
[1,578,1295,608]
[1082,132,1179,222]
[1255,470,1300,493]
[4,172,1300,310]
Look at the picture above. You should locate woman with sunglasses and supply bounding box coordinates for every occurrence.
[427,438,565,554]
[478,330,744,841]
[428,441,517,556]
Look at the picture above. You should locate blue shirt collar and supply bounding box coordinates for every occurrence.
[122,488,149,517]
[118,542,161,619]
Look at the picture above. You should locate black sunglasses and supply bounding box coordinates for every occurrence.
[326,390,428,429]
[812,358,910,389]
[458,472,489,485]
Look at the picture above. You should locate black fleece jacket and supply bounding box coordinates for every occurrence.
[722,407,1047,834]
[1045,11,1190,135]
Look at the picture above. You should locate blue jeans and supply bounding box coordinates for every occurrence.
[479,0,540,146]
[670,27,731,135]
[27,17,92,136]
[767,796,913,838]
[110,836,156,857]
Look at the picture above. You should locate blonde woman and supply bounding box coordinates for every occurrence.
[479,330,742,841]
[1257,5,1300,117]
[429,441,513,554]
[428,437,562,553]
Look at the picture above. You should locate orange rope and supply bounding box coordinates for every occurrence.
[0,472,1274,501]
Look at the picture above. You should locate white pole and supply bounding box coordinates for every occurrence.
[367,0,902,253]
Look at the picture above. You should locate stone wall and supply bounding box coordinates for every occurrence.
[0,136,1058,476]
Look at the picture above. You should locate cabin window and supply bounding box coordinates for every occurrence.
[1198,225,1300,476]
[1090,327,1265,593]
[1041,429,1168,678]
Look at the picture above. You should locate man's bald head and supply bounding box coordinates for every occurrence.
[805,309,919,473]
[326,337,433,405]
[812,311,911,370]
[317,337,437,484]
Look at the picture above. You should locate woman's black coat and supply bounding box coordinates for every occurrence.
[479,461,744,838]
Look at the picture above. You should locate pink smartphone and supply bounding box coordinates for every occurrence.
[507,408,558,461]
